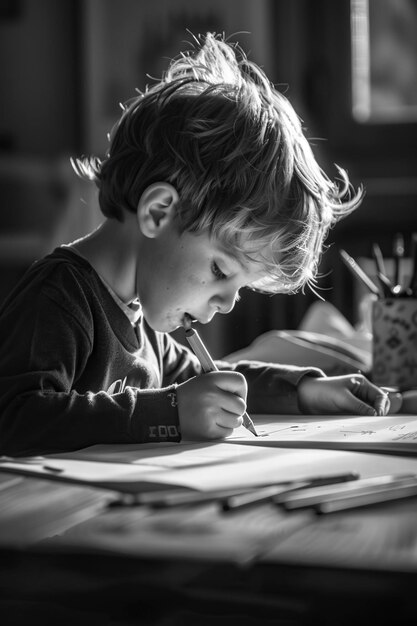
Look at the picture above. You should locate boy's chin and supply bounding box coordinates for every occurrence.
[145,316,182,334]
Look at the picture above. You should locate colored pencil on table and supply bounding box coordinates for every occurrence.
[276,473,416,511]
[223,472,360,511]
[316,480,417,514]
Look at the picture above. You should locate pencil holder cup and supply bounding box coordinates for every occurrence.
[372,298,417,390]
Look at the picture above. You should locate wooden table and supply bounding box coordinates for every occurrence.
[1,469,417,625]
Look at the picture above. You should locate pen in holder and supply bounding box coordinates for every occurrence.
[372,298,417,390]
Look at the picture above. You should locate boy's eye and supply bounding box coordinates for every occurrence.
[211,261,227,280]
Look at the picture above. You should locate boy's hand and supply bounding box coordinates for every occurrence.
[298,374,390,417]
[177,371,247,440]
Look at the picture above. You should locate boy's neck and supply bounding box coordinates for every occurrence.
[70,217,139,304]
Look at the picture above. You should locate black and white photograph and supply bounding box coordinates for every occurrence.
[1,1,417,624]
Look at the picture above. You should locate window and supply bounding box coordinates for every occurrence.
[351,0,417,123]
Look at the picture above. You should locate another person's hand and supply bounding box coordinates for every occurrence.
[177,371,247,440]
[297,374,390,416]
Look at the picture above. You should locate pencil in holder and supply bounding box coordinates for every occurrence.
[372,298,417,390]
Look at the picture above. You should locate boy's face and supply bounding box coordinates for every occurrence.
[136,228,266,333]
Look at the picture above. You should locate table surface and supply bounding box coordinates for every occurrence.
[1,454,417,626]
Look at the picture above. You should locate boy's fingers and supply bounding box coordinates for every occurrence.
[205,390,246,419]
[219,393,247,416]
[350,376,389,416]
[375,392,390,416]
[203,413,242,439]
[207,371,248,399]
[212,426,234,439]
[348,395,378,416]
[216,413,243,431]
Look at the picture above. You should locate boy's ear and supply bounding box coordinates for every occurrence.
[137,182,179,238]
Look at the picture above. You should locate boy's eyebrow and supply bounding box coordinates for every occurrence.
[224,256,268,289]
[216,243,256,268]
[216,244,267,279]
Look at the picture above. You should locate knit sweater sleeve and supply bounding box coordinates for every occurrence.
[216,359,325,414]
[0,291,179,455]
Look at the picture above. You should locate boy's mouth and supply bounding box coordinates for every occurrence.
[183,313,196,330]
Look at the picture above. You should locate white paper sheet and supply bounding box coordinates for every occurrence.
[3,443,417,493]
[230,413,417,454]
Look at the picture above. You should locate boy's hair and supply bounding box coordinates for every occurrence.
[73,32,362,294]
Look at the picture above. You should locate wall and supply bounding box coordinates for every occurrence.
[0,0,78,156]
[0,0,99,303]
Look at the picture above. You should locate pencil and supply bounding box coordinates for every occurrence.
[316,479,417,514]
[376,270,394,298]
[393,232,404,288]
[222,482,306,511]
[143,486,254,509]
[372,243,393,296]
[278,473,415,510]
[339,249,381,297]
[108,486,253,509]
[184,324,259,436]
[223,471,360,511]
[372,242,387,278]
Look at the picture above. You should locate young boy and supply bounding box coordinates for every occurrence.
[0,33,391,456]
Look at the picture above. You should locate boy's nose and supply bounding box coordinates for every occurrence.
[210,291,238,315]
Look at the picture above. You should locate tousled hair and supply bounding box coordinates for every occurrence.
[72,32,363,294]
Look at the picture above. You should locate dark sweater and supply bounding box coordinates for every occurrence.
[0,247,323,455]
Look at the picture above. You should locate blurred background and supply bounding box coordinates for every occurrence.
[1,0,417,357]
